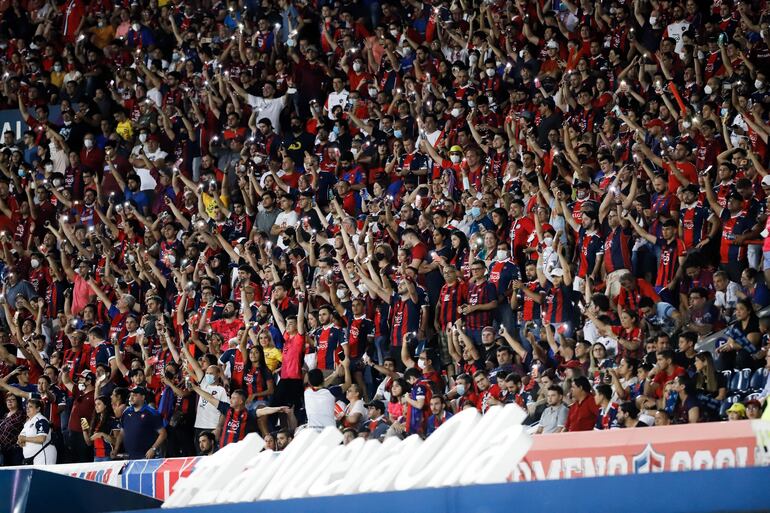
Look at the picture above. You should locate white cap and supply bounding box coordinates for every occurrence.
[761,175,770,187]
[546,40,559,49]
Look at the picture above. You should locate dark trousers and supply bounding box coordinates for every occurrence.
[67,430,93,463]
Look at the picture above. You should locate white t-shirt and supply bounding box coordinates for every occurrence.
[342,399,367,429]
[275,210,299,249]
[195,383,229,430]
[326,90,350,119]
[304,387,336,428]
[22,412,57,464]
[247,95,286,134]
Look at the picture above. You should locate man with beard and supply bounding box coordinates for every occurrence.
[210,301,245,344]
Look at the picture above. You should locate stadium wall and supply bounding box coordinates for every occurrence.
[18,419,770,502]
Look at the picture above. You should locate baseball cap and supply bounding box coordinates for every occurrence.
[130,386,148,396]
[645,119,666,129]
[546,40,559,49]
[726,402,746,416]
[761,175,770,187]
[365,400,386,411]
[449,145,463,153]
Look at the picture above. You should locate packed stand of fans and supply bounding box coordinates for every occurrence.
[1,0,770,466]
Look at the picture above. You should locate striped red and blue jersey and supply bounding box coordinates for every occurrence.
[315,325,345,370]
[242,363,273,399]
[576,228,604,278]
[488,260,519,301]
[216,404,253,447]
[655,237,687,288]
[344,312,374,360]
[465,280,497,330]
[603,226,633,273]
[437,280,468,329]
[595,403,619,430]
[680,204,712,249]
[519,280,544,322]
[719,210,752,264]
[89,342,115,373]
[543,283,578,324]
[389,294,421,347]
[63,346,92,381]
[219,349,246,389]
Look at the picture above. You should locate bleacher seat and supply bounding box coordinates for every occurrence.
[749,368,768,392]
[719,395,740,418]
[729,368,753,393]
[722,370,733,386]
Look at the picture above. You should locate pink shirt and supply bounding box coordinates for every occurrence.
[71,274,93,315]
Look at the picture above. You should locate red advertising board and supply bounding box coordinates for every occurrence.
[512,420,768,481]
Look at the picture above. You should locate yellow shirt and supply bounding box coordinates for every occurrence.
[50,71,65,89]
[116,119,134,141]
[202,192,230,218]
[264,347,282,372]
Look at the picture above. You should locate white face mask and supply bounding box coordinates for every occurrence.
[30,258,40,269]
[755,79,764,90]
[44,164,53,172]
[390,29,399,38]
[450,155,462,164]
[401,46,411,56]
[53,64,62,72]
[485,68,495,77]
[368,87,378,97]
[496,250,508,261]
[83,139,93,148]
[132,23,140,32]
[139,133,147,143]
[78,383,86,392]
[353,62,362,72]
[467,100,475,108]
[704,85,713,95]
[336,289,347,299]
[543,236,554,248]
[649,16,657,25]
[451,108,461,118]
[417,358,427,369]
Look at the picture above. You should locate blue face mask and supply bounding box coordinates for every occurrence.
[470,206,481,218]
[332,126,340,136]
[393,129,403,139]
[456,384,466,396]
[202,374,215,386]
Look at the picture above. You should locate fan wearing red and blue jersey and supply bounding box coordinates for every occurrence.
[703,175,760,281]
[602,209,633,274]
[679,184,717,250]
[314,305,347,371]
[403,367,432,435]
[626,216,686,295]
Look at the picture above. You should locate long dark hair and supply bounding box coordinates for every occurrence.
[245,343,269,375]
[91,395,115,434]
[449,230,470,264]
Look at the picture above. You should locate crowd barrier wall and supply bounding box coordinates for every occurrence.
[16,420,770,502]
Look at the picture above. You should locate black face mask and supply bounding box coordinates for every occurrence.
[164,370,176,380]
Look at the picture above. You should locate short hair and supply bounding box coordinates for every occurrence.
[679,332,698,346]
[88,326,105,340]
[547,384,564,395]
[572,376,592,393]
[619,401,639,419]
[591,294,610,312]
[112,387,129,405]
[657,349,675,361]
[504,372,522,385]
[595,384,612,401]
[308,368,324,387]
[198,431,216,443]
[404,368,422,381]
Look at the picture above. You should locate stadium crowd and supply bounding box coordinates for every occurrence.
[0,0,770,466]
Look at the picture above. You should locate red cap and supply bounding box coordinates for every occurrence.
[645,118,666,129]
[148,134,161,142]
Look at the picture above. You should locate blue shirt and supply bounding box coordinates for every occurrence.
[121,404,163,459]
